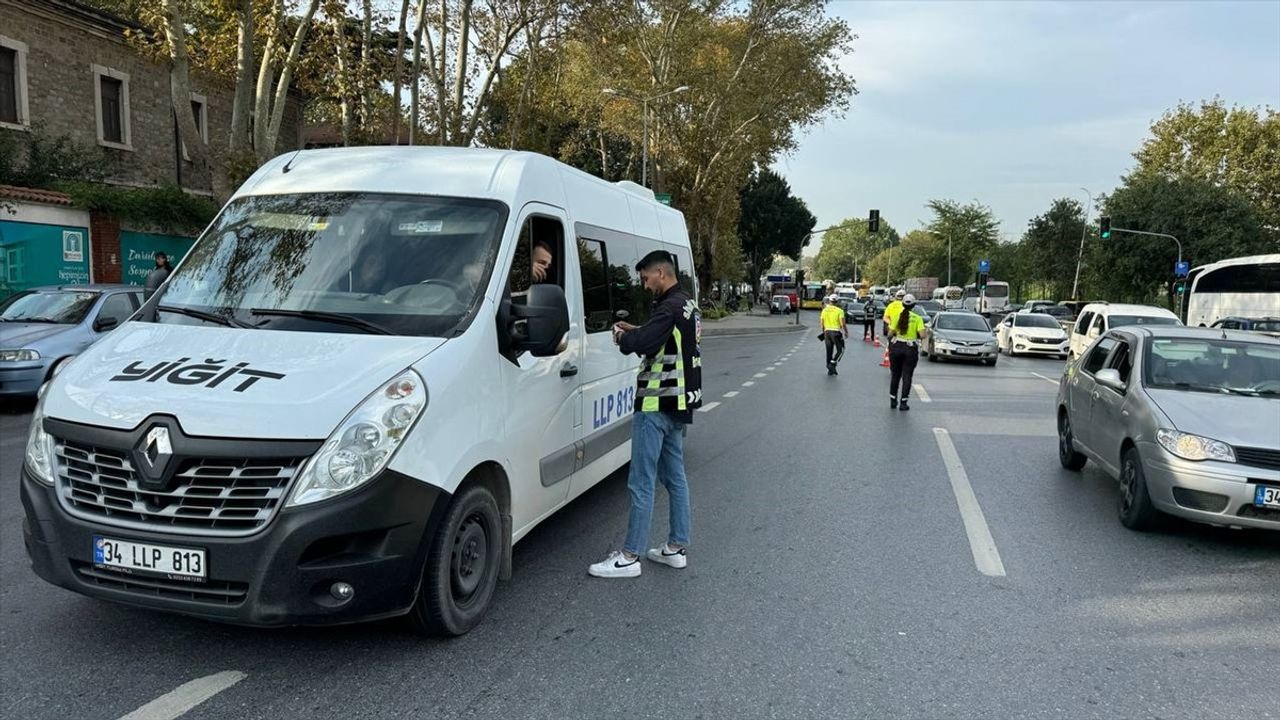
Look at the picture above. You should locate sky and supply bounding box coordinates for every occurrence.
[777,0,1280,256]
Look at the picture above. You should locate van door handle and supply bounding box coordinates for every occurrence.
[560,363,579,378]
[1092,391,1100,401]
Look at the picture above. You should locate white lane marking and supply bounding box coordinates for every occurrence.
[913,384,932,402]
[754,373,768,378]
[931,428,1007,578]
[742,381,755,387]
[767,365,778,371]
[697,401,721,413]
[723,391,739,398]
[1030,372,1059,386]
[118,672,247,720]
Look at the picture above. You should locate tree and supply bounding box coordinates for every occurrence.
[1018,198,1086,300]
[737,168,816,291]
[924,199,1000,283]
[1132,98,1280,229]
[1089,176,1270,305]
[810,216,898,282]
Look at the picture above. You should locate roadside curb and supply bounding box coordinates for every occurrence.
[702,323,808,337]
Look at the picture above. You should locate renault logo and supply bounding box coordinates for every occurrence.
[142,426,173,469]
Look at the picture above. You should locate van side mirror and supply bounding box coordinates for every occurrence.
[94,316,119,332]
[1095,368,1126,392]
[1088,327,1100,338]
[509,284,570,357]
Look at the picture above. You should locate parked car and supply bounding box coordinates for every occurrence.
[1056,326,1280,532]
[1211,316,1280,338]
[1068,302,1180,360]
[916,300,944,321]
[1029,304,1076,332]
[837,298,866,321]
[0,285,143,398]
[996,311,1070,359]
[770,294,792,314]
[1057,300,1095,318]
[925,311,998,365]
[1023,300,1055,312]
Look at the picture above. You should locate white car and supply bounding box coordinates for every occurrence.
[1069,302,1181,359]
[997,311,1070,358]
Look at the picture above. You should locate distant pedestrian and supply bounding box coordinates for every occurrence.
[887,294,927,411]
[820,295,848,375]
[862,301,876,340]
[143,252,172,300]
[590,249,702,578]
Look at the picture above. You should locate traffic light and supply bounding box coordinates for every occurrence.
[977,271,989,291]
[1100,216,1111,239]
[868,209,880,234]
[795,269,805,286]
[1174,279,1186,294]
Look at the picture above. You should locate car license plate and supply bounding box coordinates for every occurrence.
[1255,486,1280,509]
[93,536,207,581]
[955,347,977,355]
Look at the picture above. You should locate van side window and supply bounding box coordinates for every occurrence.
[609,242,647,325]
[669,247,696,297]
[1092,314,1106,335]
[1074,311,1094,334]
[1082,337,1116,375]
[578,237,611,333]
[508,215,564,295]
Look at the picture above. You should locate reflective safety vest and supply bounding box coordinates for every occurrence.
[629,287,703,418]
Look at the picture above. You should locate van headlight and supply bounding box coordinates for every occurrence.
[24,394,57,486]
[1156,429,1236,463]
[287,369,428,507]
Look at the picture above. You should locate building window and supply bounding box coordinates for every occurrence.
[0,36,29,129]
[183,94,209,160]
[92,64,132,150]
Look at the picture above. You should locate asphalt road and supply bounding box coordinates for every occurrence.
[1,313,1276,720]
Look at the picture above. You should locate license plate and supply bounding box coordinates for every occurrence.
[955,347,977,355]
[1255,486,1280,509]
[93,536,207,581]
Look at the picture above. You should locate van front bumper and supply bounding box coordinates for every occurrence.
[1139,442,1280,531]
[21,466,450,626]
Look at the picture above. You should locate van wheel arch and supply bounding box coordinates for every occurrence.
[460,462,512,580]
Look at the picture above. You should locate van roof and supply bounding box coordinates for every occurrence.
[1084,302,1177,317]
[235,147,689,247]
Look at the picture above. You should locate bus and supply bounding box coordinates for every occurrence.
[932,285,964,309]
[800,282,826,310]
[1185,253,1280,326]
[962,280,1010,315]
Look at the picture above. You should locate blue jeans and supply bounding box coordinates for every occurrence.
[623,411,691,556]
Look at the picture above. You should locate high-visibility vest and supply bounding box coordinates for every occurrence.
[636,289,703,414]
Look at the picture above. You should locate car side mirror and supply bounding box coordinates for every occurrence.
[1095,368,1126,392]
[509,283,570,357]
[94,316,119,332]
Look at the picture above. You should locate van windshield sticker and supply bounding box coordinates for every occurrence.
[398,220,444,234]
[110,358,286,393]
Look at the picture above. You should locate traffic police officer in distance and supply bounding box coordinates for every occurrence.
[886,293,927,411]
[591,250,702,578]
[820,294,848,375]
[882,288,905,337]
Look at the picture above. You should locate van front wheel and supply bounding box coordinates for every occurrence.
[410,484,502,637]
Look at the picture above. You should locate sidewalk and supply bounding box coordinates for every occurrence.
[701,308,809,337]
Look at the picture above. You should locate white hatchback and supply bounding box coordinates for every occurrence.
[1069,302,1181,359]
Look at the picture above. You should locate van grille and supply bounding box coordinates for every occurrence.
[72,561,247,605]
[56,440,300,536]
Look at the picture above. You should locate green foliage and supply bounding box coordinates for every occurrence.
[811,216,899,282]
[0,125,112,187]
[55,182,220,235]
[1017,198,1087,300]
[924,199,1000,278]
[738,168,816,286]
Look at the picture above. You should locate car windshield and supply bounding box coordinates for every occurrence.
[936,314,988,331]
[152,193,507,337]
[0,290,98,324]
[1036,306,1072,318]
[1145,338,1280,396]
[1110,314,1179,329]
[1015,314,1062,329]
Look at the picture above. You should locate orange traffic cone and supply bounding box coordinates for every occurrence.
[872,336,882,348]
[879,348,890,367]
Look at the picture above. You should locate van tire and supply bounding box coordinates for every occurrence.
[409,484,502,637]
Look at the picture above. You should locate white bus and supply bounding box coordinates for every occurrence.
[1186,253,1280,327]
[962,280,1010,315]
[932,285,964,309]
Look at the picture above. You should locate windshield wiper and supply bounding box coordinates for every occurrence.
[5,317,65,324]
[248,308,393,335]
[157,304,253,328]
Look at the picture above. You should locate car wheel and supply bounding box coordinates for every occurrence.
[984,357,997,366]
[1057,411,1087,471]
[409,483,502,637]
[1118,447,1160,531]
[927,350,938,362]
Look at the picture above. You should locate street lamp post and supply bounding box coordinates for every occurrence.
[601,86,690,189]
[1072,188,1093,300]
[1107,226,1184,318]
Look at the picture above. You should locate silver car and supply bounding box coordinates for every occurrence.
[925,311,999,366]
[1056,326,1280,531]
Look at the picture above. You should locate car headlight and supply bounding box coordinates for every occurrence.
[287,369,428,507]
[24,393,57,485]
[0,349,40,362]
[1156,429,1236,463]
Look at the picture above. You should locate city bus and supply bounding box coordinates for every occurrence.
[962,280,1010,315]
[932,285,964,309]
[1185,253,1280,326]
[800,282,826,310]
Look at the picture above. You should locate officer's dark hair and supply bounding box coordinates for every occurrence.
[635,250,676,275]
[895,304,910,335]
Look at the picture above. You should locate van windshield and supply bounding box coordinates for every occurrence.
[152,193,507,337]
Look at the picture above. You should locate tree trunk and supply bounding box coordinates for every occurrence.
[229,0,254,155]
[436,0,449,144]
[450,0,473,145]
[160,0,219,197]
[265,0,322,159]
[331,5,353,146]
[253,0,283,162]
[408,0,430,145]
[359,0,373,135]
[390,0,411,143]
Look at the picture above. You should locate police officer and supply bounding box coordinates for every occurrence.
[882,288,905,338]
[887,293,927,411]
[820,295,848,375]
[590,250,702,578]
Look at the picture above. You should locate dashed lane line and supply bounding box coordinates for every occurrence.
[723,391,739,398]
[742,381,756,387]
[698,402,721,413]
[913,384,932,402]
[754,373,768,378]
[118,672,246,720]
[932,428,1007,578]
[1030,372,1059,386]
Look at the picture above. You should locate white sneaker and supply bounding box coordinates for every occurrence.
[588,550,642,578]
[646,544,688,569]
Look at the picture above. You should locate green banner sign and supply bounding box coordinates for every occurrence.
[0,220,91,298]
[655,193,673,206]
[121,231,196,285]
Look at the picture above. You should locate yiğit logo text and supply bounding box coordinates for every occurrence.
[110,358,286,392]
